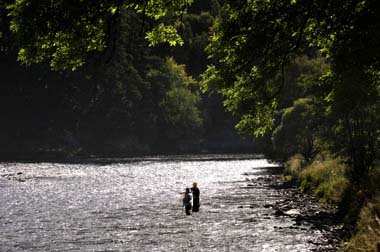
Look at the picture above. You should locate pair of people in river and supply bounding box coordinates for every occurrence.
[182,182,200,215]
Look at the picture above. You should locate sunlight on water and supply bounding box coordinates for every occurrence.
[0,155,329,251]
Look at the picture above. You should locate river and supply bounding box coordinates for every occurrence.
[0,155,338,251]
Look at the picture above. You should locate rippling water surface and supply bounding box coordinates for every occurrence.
[0,155,330,251]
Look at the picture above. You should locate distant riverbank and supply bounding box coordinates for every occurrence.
[0,151,263,164]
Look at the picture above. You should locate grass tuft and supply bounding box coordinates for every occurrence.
[294,156,349,204]
[342,195,380,252]
[285,154,380,251]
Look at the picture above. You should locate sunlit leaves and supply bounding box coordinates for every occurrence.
[202,0,380,141]
[108,6,118,15]
[146,24,184,47]
[200,65,222,92]
[6,0,193,71]
[235,105,275,137]
[201,0,314,135]
[159,57,203,139]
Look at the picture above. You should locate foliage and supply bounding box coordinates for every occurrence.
[285,154,305,177]
[5,0,193,70]
[75,14,204,153]
[0,7,205,156]
[0,0,256,157]
[159,58,203,145]
[1,1,379,249]
[160,86,202,130]
[160,58,201,124]
[265,54,328,162]
[202,0,380,186]
[328,99,380,184]
[201,0,312,136]
[297,156,349,204]
[272,97,321,162]
[342,195,380,252]
[168,11,215,77]
[163,0,256,153]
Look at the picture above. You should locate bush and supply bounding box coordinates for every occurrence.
[315,176,349,204]
[297,157,349,204]
[285,154,305,177]
[342,195,380,252]
[367,167,380,197]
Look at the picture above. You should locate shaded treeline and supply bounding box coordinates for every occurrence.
[0,1,255,159]
[201,1,380,250]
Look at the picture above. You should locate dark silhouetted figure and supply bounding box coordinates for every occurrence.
[191,182,200,212]
[183,188,192,215]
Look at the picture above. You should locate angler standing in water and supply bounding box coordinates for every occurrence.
[191,182,200,212]
[183,188,192,215]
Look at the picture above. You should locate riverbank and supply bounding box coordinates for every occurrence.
[0,150,262,164]
[246,166,343,251]
[284,154,380,252]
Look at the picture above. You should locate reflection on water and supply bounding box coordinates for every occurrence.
[0,155,330,251]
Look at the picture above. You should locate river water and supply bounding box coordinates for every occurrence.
[0,155,336,251]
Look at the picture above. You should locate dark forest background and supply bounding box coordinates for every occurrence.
[0,1,260,160]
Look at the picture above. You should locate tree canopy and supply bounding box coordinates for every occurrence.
[201,0,380,135]
[3,0,193,70]
[200,0,380,183]
[0,0,257,157]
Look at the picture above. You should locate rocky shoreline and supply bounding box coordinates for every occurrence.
[247,167,344,252]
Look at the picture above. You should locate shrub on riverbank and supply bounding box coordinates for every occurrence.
[342,195,380,252]
[285,155,349,204]
[285,154,305,179]
[285,154,380,251]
